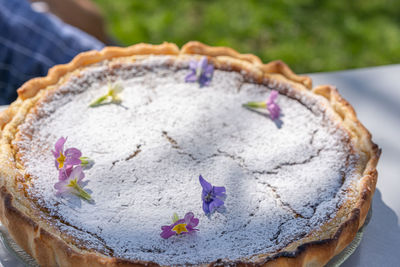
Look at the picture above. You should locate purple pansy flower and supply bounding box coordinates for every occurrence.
[185,57,214,87]
[160,212,199,239]
[199,175,226,214]
[54,166,91,201]
[242,90,281,120]
[52,137,82,170]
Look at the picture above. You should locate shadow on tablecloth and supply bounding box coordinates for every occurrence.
[340,189,400,266]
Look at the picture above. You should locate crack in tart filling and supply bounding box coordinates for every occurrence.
[0,42,379,266]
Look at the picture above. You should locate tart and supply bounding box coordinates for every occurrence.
[0,42,380,266]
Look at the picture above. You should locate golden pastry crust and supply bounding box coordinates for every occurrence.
[0,42,380,266]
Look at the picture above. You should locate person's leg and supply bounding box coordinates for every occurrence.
[30,0,112,44]
[0,0,105,105]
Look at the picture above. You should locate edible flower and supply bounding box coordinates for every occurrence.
[243,90,281,120]
[89,81,124,107]
[58,165,73,181]
[185,57,214,87]
[52,137,82,170]
[79,156,94,168]
[199,175,226,215]
[54,166,92,201]
[160,212,199,239]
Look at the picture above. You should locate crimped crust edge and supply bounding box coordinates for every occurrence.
[0,42,380,267]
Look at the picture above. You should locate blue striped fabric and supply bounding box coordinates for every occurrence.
[0,0,105,104]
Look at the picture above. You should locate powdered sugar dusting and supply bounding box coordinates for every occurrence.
[16,56,358,265]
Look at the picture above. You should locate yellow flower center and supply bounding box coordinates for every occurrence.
[67,178,79,188]
[172,223,188,235]
[57,152,66,169]
[66,177,92,201]
[108,89,122,103]
[108,89,116,97]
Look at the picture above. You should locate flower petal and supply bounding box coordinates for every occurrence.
[199,75,210,87]
[65,148,82,159]
[54,137,66,154]
[69,166,85,183]
[66,158,82,167]
[185,72,197,82]
[213,186,226,196]
[59,166,73,181]
[52,150,59,158]
[201,190,209,201]
[174,219,186,226]
[202,200,210,214]
[184,212,194,222]
[268,104,281,120]
[54,180,66,190]
[199,57,208,70]
[54,180,73,195]
[189,61,198,70]
[270,91,277,101]
[204,64,214,77]
[199,175,212,192]
[161,225,172,231]
[112,83,124,94]
[185,225,199,233]
[268,90,279,103]
[189,217,199,228]
[160,229,176,239]
[209,198,224,213]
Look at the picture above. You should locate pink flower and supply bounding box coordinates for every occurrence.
[52,137,82,170]
[58,165,73,181]
[54,166,91,201]
[243,90,281,120]
[160,212,199,239]
[266,90,281,120]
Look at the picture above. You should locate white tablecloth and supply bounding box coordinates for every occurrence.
[0,64,399,266]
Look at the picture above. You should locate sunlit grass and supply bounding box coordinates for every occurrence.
[94,0,400,73]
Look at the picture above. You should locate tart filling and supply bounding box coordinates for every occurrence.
[13,56,359,265]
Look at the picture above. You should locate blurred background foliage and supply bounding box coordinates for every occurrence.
[93,0,400,73]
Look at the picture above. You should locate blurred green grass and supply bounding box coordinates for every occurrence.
[94,0,400,73]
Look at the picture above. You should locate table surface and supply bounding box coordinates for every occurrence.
[309,65,400,267]
[0,64,399,266]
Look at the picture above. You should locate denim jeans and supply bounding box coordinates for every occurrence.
[0,0,105,104]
